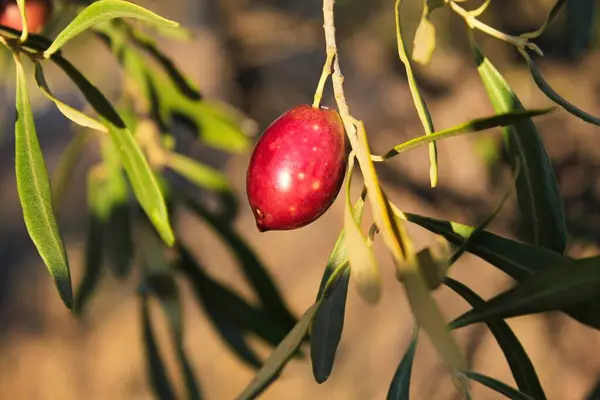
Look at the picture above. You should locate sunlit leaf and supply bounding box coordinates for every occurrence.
[387,327,418,400]
[395,0,437,186]
[377,108,553,160]
[412,3,436,66]
[33,61,107,132]
[465,371,534,400]
[344,154,381,304]
[472,40,566,254]
[166,152,231,193]
[311,188,366,383]
[235,302,320,400]
[52,55,174,246]
[44,0,179,57]
[451,255,600,329]
[13,52,72,309]
[445,278,546,399]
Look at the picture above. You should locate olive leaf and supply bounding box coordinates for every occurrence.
[521,0,567,39]
[51,131,92,207]
[311,187,366,383]
[51,55,174,246]
[471,39,566,254]
[166,152,231,193]
[445,278,546,399]
[33,60,107,133]
[395,0,438,186]
[387,327,418,400]
[344,153,381,304]
[465,371,534,400]
[412,1,436,66]
[13,52,72,309]
[44,0,179,57]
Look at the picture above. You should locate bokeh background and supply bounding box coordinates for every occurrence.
[1,0,600,399]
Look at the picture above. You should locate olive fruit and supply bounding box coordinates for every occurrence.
[0,0,52,34]
[246,104,347,232]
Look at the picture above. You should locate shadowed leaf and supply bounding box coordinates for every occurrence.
[465,371,534,400]
[387,327,418,400]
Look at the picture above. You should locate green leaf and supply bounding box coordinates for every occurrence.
[465,371,534,400]
[472,40,566,254]
[235,302,320,400]
[566,0,596,58]
[395,0,437,186]
[387,327,418,400]
[74,170,109,315]
[311,189,366,383]
[182,194,298,331]
[51,131,92,207]
[176,244,294,355]
[412,3,436,66]
[13,53,72,309]
[444,278,546,399]
[140,294,178,400]
[378,108,553,160]
[51,55,174,246]
[93,24,251,153]
[44,0,179,57]
[521,0,567,39]
[33,61,107,133]
[521,52,600,126]
[166,152,231,193]
[344,154,381,304]
[451,255,600,329]
[403,212,600,329]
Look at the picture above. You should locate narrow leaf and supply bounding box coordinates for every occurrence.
[403,212,600,329]
[451,256,600,329]
[521,0,567,39]
[395,0,437,186]
[13,52,72,309]
[44,0,179,57]
[465,371,534,400]
[166,153,231,193]
[412,5,436,66]
[522,52,600,126]
[387,327,418,400]
[33,61,107,132]
[444,278,546,399]
[566,0,596,58]
[344,154,381,304]
[235,303,319,400]
[52,55,174,246]
[472,40,566,254]
[51,131,92,207]
[378,108,553,160]
[182,194,297,330]
[311,189,366,383]
[141,294,178,400]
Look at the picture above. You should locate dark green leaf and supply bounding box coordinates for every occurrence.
[444,278,546,399]
[566,0,596,58]
[472,41,566,254]
[177,244,294,358]
[140,294,177,400]
[387,328,418,400]
[521,0,567,39]
[51,131,92,208]
[465,371,534,400]
[13,53,72,309]
[451,256,600,329]
[522,54,600,126]
[44,0,179,57]
[235,302,320,400]
[404,212,600,329]
[182,194,297,330]
[311,188,366,383]
[51,55,174,246]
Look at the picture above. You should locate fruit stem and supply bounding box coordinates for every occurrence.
[312,51,334,108]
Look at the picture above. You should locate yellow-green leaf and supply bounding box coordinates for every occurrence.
[412,5,436,66]
[44,0,179,57]
[344,154,381,304]
[13,53,72,309]
[33,61,107,133]
[166,152,231,193]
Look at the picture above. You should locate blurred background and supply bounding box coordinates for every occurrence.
[1,0,600,399]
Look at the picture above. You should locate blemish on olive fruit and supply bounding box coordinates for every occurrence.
[0,0,52,34]
[246,104,347,232]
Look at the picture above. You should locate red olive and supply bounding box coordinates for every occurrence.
[0,0,52,34]
[246,104,347,232]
